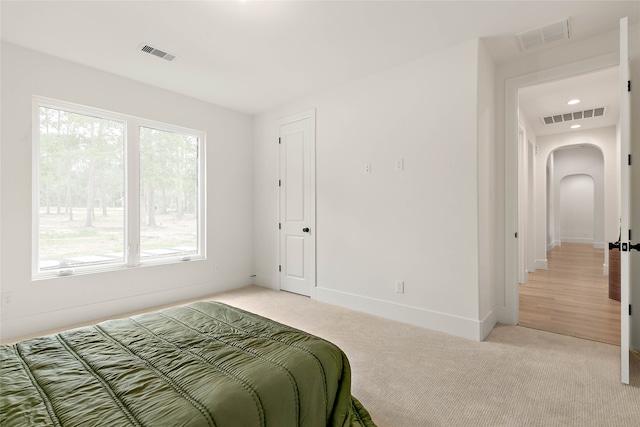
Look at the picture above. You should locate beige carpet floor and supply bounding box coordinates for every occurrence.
[7,285,639,426]
[208,286,640,427]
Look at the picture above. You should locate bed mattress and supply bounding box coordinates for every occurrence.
[0,301,375,426]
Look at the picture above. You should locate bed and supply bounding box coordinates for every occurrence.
[0,301,375,426]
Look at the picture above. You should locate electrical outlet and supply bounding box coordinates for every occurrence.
[364,162,371,173]
[395,158,404,171]
[395,280,404,294]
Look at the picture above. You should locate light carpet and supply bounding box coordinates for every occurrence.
[209,286,640,427]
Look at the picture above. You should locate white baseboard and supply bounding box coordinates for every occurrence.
[479,308,499,341]
[603,263,608,275]
[558,239,602,248]
[561,237,594,244]
[314,286,487,341]
[535,259,548,270]
[1,281,244,343]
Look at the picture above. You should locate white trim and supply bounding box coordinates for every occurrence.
[547,240,560,251]
[517,123,527,285]
[619,16,630,385]
[315,286,487,341]
[535,259,548,270]
[0,279,226,343]
[479,308,499,341]
[31,98,41,279]
[502,52,619,326]
[126,118,140,267]
[559,237,594,244]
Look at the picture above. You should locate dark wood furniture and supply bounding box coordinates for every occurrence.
[609,248,621,301]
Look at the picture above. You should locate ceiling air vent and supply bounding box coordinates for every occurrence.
[139,44,176,62]
[541,107,607,125]
[515,18,570,52]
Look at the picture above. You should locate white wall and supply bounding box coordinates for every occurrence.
[559,174,595,243]
[546,155,555,250]
[553,146,606,246]
[476,39,498,339]
[0,43,255,341]
[254,39,496,341]
[517,115,539,272]
[536,130,616,269]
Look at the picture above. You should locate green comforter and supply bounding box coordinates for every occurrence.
[0,301,375,426]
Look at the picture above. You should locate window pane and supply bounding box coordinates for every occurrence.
[38,107,125,271]
[139,127,199,260]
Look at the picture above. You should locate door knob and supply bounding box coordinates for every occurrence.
[302,227,310,233]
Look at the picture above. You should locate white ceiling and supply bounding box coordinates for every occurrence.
[1,1,638,114]
[519,66,621,137]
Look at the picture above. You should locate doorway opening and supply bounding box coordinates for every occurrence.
[515,67,621,345]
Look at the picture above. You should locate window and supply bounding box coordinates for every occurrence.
[33,98,205,278]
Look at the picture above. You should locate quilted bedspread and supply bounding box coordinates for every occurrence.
[0,301,375,426]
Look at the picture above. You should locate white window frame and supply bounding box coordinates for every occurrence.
[32,96,206,279]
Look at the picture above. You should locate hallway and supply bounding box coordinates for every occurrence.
[519,243,620,345]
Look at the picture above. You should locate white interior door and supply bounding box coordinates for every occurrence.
[619,16,631,385]
[279,110,316,297]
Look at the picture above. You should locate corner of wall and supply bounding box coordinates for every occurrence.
[479,307,499,341]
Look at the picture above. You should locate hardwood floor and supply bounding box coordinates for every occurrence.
[519,243,621,345]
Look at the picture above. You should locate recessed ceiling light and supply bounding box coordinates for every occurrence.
[567,99,581,105]
[571,124,581,129]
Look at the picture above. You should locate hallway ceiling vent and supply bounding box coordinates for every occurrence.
[515,18,570,52]
[542,107,606,125]
[139,43,177,62]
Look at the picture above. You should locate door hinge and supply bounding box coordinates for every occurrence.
[278,265,281,272]
[630,305,632,316]
[278,223,281,230]
[628,80,631,92]
[279,179,281,187]
[278,137,281,144]
[629,154,632,166]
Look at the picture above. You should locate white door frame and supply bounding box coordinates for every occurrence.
[277,109,317,297]
[517,123,528,285]
[504,53,618,325]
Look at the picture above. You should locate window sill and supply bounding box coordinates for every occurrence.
[32,256,205,281]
